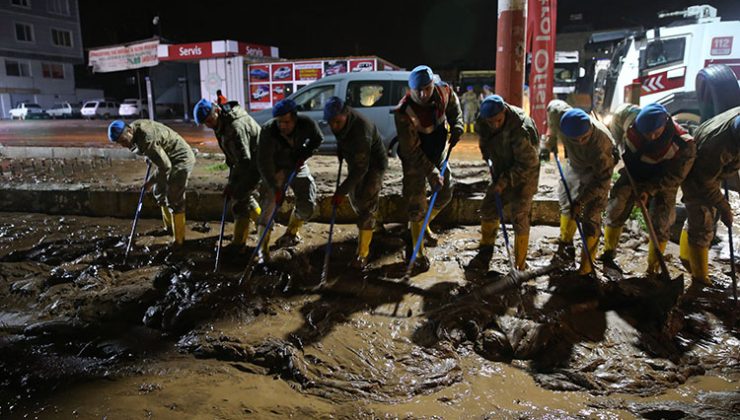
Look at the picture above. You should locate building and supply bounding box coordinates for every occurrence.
[0,0,96,117]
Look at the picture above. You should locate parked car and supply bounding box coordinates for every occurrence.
[118,98,174,118]
[9,102,48,120]
[251,71,412,154]
[250,68,269,80]
[81,100,120,119]
[273,66,292,79]
[252,85,270,100]
[46,101,81,119]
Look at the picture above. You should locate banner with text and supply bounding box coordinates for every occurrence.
[89,39,159,73]
[527,0,557,135]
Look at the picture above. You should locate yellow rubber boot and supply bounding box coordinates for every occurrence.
[602,226,622,254]
[514,233,529,270]
[560,214,577,243]
[688,245,710,285]
[426,207,441,236]
[232,217,251,246]
[410,221,425,257]
[249,206,262,222]
[470,123,475,134]
[679,229,691,271]
[286,213,304,236]
[358,229,373,258]
[161,206,173,232]
[577,235,599,275]
[480,220,500,247]
[646,240,667,274]
[172,212,186,246]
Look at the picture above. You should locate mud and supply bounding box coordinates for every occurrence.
[1,212,738,418]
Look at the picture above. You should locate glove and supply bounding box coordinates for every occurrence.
[223,184,233,198]
[449,128,463,148]
[718,199,734,228]
[491,180,505,196]
[275,189,284,205]
[331,194,344,206]
[429,173,444,193]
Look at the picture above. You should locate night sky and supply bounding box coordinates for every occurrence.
[79,0,740,69]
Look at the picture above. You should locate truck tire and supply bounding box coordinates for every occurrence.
[696,64,740,121]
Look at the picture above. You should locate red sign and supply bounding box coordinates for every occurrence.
[295,62,323,81]
[271,63,293,81]
[349,59,375,72]
[249,84,271,110]
[238,42,276,58]
[248,64,270,83]
[634,67,686,96]
[324,60,347,76]
[165,42,213,60]
[710,37,733,56]
[272,84,291,102]
[526,0,558,135]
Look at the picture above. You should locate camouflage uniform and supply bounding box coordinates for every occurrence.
[605,119,696,243]
[607,103,640,150]
[477,104,540,234]
[544,99,572,152]
[394,82,464,222]
[257,114,323,225]
[461,90,480,126]
[214,103,262,218]
[681,107,740,247]
[335,107,388,230]
[129,119,195,213]
[559,118,617,236]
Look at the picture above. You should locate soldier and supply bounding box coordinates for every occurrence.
[540,99,572,160]
[679,107,740,284]
[393,65,464,272]
[107,119,196,247]
[601,103,696,274]
[553,109,617,275]
[192,98,262,253]
[461,86,480,133]
[323,97,388,269]
[473,95,540,270]
[607,103,641,150]
[480,84,493,101]
[256,99,323,262]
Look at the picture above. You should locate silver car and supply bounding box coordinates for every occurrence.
[251,71,412,154]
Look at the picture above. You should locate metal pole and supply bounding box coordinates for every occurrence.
[145,76,155,120]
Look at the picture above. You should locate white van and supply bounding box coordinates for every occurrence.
[81,99,120,119]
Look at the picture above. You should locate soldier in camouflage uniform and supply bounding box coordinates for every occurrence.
[108,119,196,247]
[323,97,388,269]
[472,94,540,270]
[680,107,740,285]
[553,108,617,275]
[393,65,464,272]
[193,98,263,253]
[256,99,323,262]
[607,103,641,150]
[540,99,571,160]
[601,103,695,275]
[460,86,480,133]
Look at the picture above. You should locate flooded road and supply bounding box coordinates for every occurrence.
[1,212,738,418]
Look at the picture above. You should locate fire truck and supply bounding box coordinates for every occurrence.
[596,5,739,127]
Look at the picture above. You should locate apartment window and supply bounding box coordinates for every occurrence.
[48,0,70,15]
[5,60,31,77]
[42,63,64,79]
[11,0,31,8]
[15,23,34,43]
[51,29,72,47]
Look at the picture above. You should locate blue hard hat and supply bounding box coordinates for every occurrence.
[193,98,214,125]
[108,120,126,142]
[635,103,669,135]
[560,109,591,138]
[273,99,297,118]
[323,96,345,121]
[409,65,434,89]
[480,95,505,118]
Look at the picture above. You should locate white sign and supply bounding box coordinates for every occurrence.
[89,40,160,73]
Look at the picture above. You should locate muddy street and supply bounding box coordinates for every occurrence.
[0,211,738,418]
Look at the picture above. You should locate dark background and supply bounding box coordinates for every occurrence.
[79,0,740,69]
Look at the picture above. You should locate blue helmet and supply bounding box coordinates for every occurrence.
[479,95,505,118]
[273,99,297,118]
[193,98,214,125]
[560,109,591,138]
[409,65,434,89]
[107,120,126,142]
[323,96,345,121]
[635,103,669,135]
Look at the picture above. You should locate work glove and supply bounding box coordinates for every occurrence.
[429,173,444,193]
[718,199,734,228]
[491,179,505,196]
[449,128,463,148]
[331,194,345,207]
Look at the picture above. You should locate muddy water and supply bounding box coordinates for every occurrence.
[1,213,738,418]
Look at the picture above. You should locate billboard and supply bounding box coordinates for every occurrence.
[89,39,159,73]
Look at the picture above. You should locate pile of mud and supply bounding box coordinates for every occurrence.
[1,213,738,417]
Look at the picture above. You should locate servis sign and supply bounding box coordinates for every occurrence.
[170,42,211,59]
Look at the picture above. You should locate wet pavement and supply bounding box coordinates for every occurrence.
[1,212,738,418]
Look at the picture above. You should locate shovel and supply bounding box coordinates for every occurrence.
[124,160,152,263]
[317,159,344,289]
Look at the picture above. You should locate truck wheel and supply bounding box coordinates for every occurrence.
[696,64,740,121]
